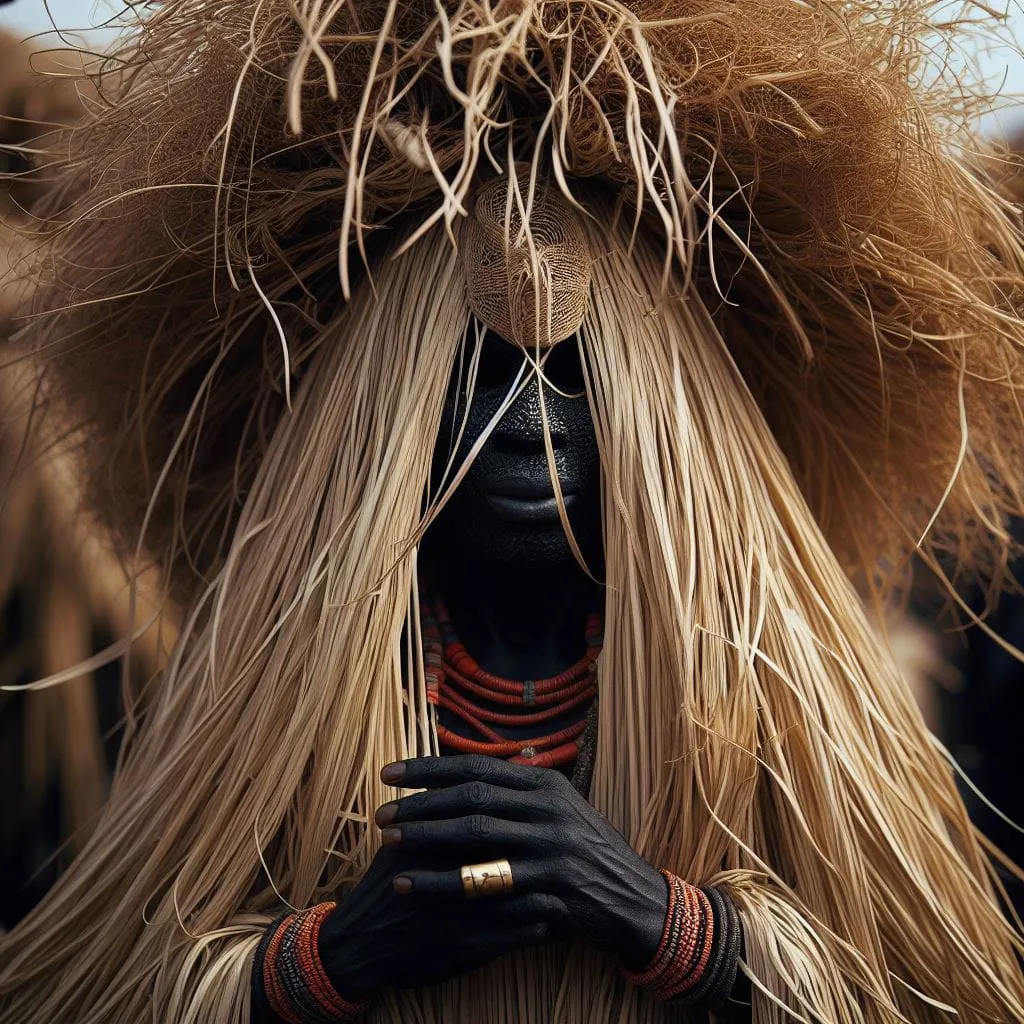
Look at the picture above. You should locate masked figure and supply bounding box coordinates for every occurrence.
[1,1,1023,1022]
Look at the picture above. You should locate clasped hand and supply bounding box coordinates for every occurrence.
[317,755,668,1002]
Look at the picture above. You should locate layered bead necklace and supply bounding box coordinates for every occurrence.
[421,597,602,769]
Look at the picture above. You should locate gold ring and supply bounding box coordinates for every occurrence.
[460,859,514,899]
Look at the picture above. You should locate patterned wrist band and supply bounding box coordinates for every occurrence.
[256,903,369,1024]
[620,871,740,1008]
[682,884,741,1009]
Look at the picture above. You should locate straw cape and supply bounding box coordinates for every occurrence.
[2,0,1024,1022]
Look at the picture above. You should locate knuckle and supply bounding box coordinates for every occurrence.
[526,892,550,915]
[465,780,489,810]
[531,767,569,794]
[524,766,554,789]
[464,755,493,780]
[467,814,493,839]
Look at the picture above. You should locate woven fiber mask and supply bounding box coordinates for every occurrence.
[460,169,592,349]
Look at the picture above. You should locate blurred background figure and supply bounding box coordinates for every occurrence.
[0,25,178,929]
[891,136,1024,919]
[894,544,1024,919]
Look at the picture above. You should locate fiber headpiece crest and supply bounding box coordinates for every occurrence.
[461,170,592,349]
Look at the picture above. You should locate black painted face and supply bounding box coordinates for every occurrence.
[429,328,602,567]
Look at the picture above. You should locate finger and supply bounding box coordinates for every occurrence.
[394,859,554,898]
[498,892,574,938]
[468,919,567,966]
[378,783,554,827]
[383,816,546,856]
[507,919,567,951]
[382,755,566,793]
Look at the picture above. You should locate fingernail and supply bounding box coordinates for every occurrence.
[393,876,413,895]
[380,762,405,784]
[381,827,401,846]
[375,802,398,827]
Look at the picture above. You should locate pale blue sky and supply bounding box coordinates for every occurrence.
[2,0,1024,135]
[1,0,120,41]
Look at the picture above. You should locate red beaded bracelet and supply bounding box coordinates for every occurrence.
[620,871,716,1002]
[262,902,369,1023]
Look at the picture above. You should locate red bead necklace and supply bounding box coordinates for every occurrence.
[421,598,602,769]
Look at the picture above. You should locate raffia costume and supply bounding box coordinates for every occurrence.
[1,0,1024,1021]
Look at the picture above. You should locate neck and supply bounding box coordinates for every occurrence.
[432,557,598,679]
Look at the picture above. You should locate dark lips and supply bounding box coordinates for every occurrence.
[485,492,578,523]
[483,478,579,524]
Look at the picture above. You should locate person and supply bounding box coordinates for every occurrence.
[1,1,1024,1022]
[246,307,744,1020]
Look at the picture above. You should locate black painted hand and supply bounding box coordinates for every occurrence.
[316,826,572,1002]
[376,755,668,971]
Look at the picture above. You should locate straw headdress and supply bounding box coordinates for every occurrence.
[2,0,1024,1022]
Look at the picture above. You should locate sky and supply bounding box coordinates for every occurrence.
[1,0,120,40]
[2,0,1024,135]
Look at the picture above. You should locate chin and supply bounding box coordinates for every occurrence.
[460,520,599,568]
[431,483,602,568]
[467,539,576,566]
